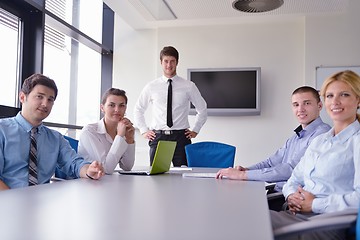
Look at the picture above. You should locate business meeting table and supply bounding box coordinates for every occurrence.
[0,168,273,240]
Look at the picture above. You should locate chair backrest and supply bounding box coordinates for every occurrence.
[356,205,360,240]
[55,136,79,179]
[63,135,79,152]
[185,141,236,168]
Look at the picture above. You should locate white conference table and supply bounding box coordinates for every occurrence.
[0,168,273,240]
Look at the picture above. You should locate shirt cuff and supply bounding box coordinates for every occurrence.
[312,197,327,213]
[139,127,149,135]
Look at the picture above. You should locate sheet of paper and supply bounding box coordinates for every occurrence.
[182,172,217,178]
[170,167,193,171]
[183,174,276,188]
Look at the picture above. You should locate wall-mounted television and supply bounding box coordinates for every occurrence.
[188,67,261,116]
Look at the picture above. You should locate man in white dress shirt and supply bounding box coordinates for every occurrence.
[134,46,207,166]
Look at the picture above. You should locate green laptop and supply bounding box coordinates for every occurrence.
[118,140,177,175]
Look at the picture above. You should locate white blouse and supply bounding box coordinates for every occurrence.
[78,118,135,174]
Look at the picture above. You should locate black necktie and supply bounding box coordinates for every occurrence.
[167,79,173,128]
[29,127,38,186]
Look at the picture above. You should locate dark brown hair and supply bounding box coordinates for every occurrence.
[160,46,179,62]
[101,88,127,105]
[21,73,58,99]
[292,86,320,103]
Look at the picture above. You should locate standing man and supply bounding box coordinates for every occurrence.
[134,46,207,166]
[216,86,331,192]
[0,73,104,190]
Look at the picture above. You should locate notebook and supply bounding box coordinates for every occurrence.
[182,172,226,178]
[118,140,177,175]
[182,172,276,189]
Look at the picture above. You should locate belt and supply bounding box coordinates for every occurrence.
[153,129,186,135]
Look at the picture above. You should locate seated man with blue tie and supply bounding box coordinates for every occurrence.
[0,73,104,190]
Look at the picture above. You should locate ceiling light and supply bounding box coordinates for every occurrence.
[138,0,177,20]
[232,0,284,13]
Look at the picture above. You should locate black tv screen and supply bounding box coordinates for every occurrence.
[188,68,261,116]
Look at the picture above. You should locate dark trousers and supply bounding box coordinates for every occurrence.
[149,130,191,167]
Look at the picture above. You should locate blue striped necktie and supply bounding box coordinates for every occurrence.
[29,127,38,186]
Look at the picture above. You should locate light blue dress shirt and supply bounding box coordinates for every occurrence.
[282,120,360,214]
[0,113,90,189]
[246,117,331,191]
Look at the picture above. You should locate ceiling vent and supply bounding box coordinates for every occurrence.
[232,0,284,13]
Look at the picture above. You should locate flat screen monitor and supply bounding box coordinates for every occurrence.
[188,67,261,116]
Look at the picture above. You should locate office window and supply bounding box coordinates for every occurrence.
[0,8,21,107]
[0,0,113,137]
[45,0,103,43]
[43,0,110,127]
[43,25,101,126]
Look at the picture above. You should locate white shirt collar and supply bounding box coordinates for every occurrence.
[97,118,107,134]
[162,75,178,82]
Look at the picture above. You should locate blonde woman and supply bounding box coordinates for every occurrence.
[78,88,135,174]
[270,70,360,240]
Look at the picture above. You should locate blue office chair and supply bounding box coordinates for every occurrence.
[185,141,236,168]
[63,135,79,152]
[54,135,79,180]
[356,206,360,240]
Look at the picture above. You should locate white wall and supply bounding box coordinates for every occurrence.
[304,0,360,126]
[113,0,360,167]
[304,0,360,85]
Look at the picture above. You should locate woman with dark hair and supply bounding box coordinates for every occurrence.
[78,88,135,174]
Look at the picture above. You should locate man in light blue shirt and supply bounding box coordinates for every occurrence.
[0,73,104,190]
[216,86,331,192]
[270,70,360,240]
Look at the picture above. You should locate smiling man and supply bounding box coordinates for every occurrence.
[216,86,331,193]
[0,73,104,190]
[134,46,207,167]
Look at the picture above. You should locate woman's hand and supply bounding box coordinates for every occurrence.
[287,186,315,214]
[122,117,135,144]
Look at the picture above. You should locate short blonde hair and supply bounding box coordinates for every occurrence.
[320,70,360,122]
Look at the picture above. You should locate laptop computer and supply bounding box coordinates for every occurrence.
[117,140,177,175]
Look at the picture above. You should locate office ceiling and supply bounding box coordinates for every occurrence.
[104,0,349,29]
